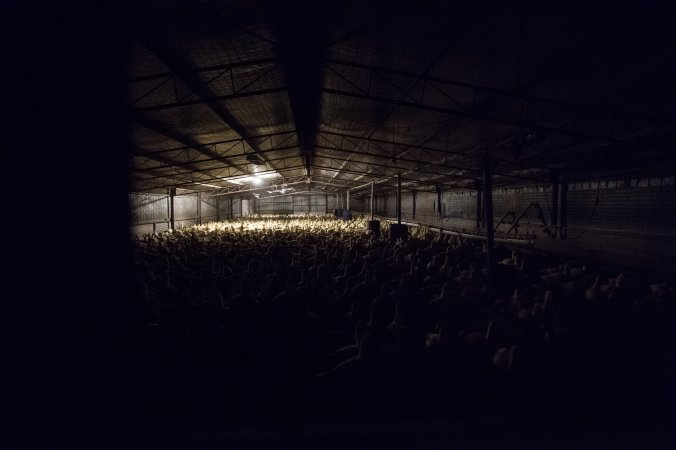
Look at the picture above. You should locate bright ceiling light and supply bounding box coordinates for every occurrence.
[223,172,278,185]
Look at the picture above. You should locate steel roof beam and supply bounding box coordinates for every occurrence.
[314,152,477,183]
[128,58,278,83]
[314,143,548,183]
[133,155,306,188]
[135,116,247,177]
[324,61,664,148]
[267,0,330,178]
[132,87,287,112]
[132,130,296,158]
[327,2,484,181]
[133,144,298,173]
[135,165,312,193]
[132,152,303,182]
[326,58,667,129]
[134,29,286,178]
[322,87,639,145]
[311,163,467,190]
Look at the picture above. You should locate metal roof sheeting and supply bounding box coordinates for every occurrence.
[129,0,675,197]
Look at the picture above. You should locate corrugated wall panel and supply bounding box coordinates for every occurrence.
[309,194,327,213]
[349,197,364,213]
[373,196,389,216]
[232,198,242,218]
[293,194,310,213]
[326,184,676,237]
[378,188,557,228]
[242,199,252,215]
[443,190,477,219]
[215,197,245,219]
[326,193,338,212]
[375,182,676,271]
[200,196,218,222]
[218,198,230,219]
[256,195,294,214]
[567,187,676,234]
[414,192,438,224]
[174,195,198,220]
[400,194,413,218]
[129,193,168,224]
[249,193,357,215]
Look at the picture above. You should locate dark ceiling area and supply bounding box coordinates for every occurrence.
[129,0,674,197]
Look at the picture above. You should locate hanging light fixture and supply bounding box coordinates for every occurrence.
[246,153,265,165]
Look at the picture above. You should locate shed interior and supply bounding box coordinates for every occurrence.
[4,0,676,448]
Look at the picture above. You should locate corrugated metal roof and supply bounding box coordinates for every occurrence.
[129,0,675,197]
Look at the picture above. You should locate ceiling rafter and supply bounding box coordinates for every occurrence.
[134,26,287,179]
[128,1,673,198]
[132,130,297,159]
[128,57,278,83]
[312,162,467,190]
[133,153,304,186]
[315,135,549,182]
[133,87,288,112]
[324,59,666,138]
[267,0,329,178]
[133,144,298,174]
[135,116,247,175]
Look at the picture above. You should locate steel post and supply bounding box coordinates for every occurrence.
[483,157,495,278]
[397,171,402,224]
[475,179,483,229]
[169,187,176,231]
[550,170,559,238]
[370,182,374,220]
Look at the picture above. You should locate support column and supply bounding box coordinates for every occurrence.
[397,171,402,224]
[475,179,483,229]
[550,170,559,238]
[197,192,202,225]
[168,187,176,231]
[412,190,417,220]
[388,172,407,241]
[346,190,350,211]
[370,182,374,220]
[483,156,495,278]
[559,181,568,240]
[216,198,220,221]
[436,185,442,217]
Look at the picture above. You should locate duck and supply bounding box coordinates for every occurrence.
[492,345,520,371]
[601,272,626,294]
[541,263,571,285]
[585,276,604,301]
[499,249,519,266]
